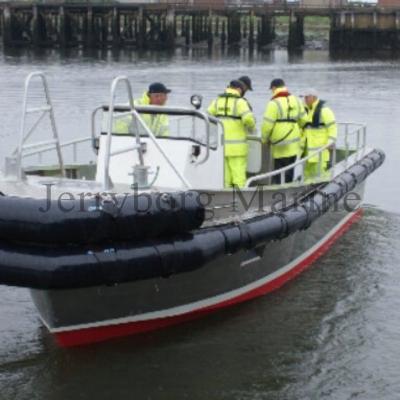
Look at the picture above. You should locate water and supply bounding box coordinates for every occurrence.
[0,48,399,400]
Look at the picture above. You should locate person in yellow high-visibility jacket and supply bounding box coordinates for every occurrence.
[301,88,337,181]
[261,78,308,184]
[114,82,170,137]
[208,80,256,188]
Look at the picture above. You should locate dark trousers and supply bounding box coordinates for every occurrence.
[272,156,297,184]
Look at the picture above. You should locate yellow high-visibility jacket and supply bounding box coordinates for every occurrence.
[114,92,169,137]
[208,88,256,157]
[303,99,337,163]
[261,87,307,159]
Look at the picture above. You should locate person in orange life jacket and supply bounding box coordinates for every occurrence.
[301,88,337,180]
[207,80,256,188]
[261,78,307,184]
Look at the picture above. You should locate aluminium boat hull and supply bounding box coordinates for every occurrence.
[30,183,364,347]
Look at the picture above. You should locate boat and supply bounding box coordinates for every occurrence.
[0,72,385,347]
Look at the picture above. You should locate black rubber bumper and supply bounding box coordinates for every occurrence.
[0,191,205,244]
[0,149,385,289]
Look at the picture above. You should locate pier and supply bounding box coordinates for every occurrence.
[0,2,399,52]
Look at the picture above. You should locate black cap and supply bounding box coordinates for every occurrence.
[270,78,285,89]
[148,82,171,94]
[229,80,246,91]
[238,76,253,91]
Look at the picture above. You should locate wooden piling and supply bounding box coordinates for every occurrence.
[2,5,13,47]
[32,5,41,47]
[59,6,67,48]
[288,12,304,51]
[215,16,220,38]
[228,13,241,45]
[185,16,191,46]
[112,7,120,47]
[207,12,213,50]
[86,7,94,48]
[173,14,177,38]
[258,14,274,49]
[165,8,175,48]
[243,15,248,40]
[221,19,226,48]
[138,7,146,49]
[101,15,108,46]
[203,15,208,41]
[249,12,254,50]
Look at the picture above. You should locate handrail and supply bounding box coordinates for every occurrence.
[102,104,217,160]
[102,103,221,123]
[99,103,217,164]
[12,111,47,156]
[15,71,65,179]
[21,136,93,162]
[245,122,366,188]
[131,105,213,165]
[245,142,336,188]
[337,122,366,164]
[103,76,136,190]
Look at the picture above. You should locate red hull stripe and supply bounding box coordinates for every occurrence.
[55,209,363,347]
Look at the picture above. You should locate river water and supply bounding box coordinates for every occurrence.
[0,47,399,400]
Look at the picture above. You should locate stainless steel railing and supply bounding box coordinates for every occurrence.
[245,122,366,188]
[21,136,93,164]
[95,105,218,158]
[13,71,65,179]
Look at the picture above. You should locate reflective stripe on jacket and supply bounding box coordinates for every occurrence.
[208,88,256,157]
[303,99,337,163]
[114,92,169,137]
[261,87,307,159]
